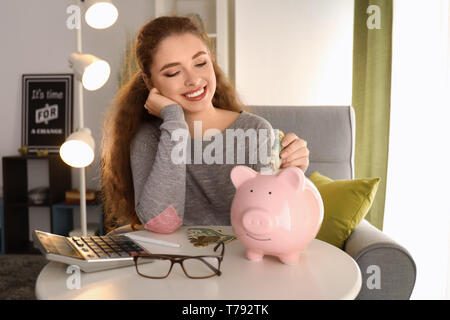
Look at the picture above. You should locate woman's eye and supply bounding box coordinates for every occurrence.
[164,62,205,77]
[165,71,180,78]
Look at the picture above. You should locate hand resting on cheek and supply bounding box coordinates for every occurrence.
[144,87,178,118]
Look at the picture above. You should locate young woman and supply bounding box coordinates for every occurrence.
[101,16,309,233]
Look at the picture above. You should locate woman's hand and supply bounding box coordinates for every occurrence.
[144,87,178,118]
[280,133,310,173]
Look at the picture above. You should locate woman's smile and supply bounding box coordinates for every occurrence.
[183,85,207,101]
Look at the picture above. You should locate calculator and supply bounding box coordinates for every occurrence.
[33,230,149,273]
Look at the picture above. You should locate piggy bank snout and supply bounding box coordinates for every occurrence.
[242,210,274,235]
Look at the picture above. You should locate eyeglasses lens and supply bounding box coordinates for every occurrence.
[182,257,220,278]
[136,258,171,278]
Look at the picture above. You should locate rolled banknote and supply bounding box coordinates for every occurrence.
[270,129,285,172]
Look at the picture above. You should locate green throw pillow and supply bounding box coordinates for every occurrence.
[309,171,380,249]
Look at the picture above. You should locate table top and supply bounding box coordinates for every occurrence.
[35,226,361,300]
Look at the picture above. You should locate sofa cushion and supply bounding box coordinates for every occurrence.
[309,171,380,249]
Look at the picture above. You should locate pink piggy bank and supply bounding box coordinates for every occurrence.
[230,166,324,264]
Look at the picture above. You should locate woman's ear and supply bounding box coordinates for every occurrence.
[141,72,153,90]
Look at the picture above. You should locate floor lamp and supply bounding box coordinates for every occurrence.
[60,0,118,236]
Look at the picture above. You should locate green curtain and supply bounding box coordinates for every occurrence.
[352,0,393,230]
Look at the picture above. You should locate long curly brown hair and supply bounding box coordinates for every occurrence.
[101,16,248,231]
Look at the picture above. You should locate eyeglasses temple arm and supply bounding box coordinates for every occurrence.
[196,257,220,275]
[214,241,225,257]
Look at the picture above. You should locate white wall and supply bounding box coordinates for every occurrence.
[384,0,450,299]
[0,0,155,233]
[234,0,354,106]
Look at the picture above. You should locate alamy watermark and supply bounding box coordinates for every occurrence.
[366,5,381,30]
[66,265,81,290]
[170,121,274,166]
[66,5,81,30]
[366,265,381,290]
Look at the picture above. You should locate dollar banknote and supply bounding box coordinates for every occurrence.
[270,129,285,172]
[187,227,237,247]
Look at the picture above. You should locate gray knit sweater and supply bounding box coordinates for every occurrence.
[130,104,274,232]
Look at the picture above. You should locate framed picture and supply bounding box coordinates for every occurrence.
[22,74,73,153]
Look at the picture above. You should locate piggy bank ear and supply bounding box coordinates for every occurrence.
[230,166,258,189]
[277,167,305,190]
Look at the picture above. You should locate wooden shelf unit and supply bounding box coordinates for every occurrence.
[2,155,71,253]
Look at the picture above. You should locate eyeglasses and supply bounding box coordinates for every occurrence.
[133,241,225,279]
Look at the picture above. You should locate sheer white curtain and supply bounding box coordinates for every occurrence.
[384,0,450,299]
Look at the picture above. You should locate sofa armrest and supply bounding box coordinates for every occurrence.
[344,219,416,300]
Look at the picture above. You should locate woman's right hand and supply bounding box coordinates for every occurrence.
[144,87,178,118]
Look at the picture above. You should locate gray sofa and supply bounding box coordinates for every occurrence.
[250,105,416,300]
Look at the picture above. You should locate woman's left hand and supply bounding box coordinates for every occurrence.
[279,133,310,172]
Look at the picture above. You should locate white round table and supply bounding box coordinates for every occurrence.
[35,226,361,300]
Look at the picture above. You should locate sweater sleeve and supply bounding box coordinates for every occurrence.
[130,104,189,233]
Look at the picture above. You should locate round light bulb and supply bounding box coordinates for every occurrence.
[82,59,111,91]
[85,2,118,29]
[60,140,95,168]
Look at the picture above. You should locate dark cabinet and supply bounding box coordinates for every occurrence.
[2,155,71,253]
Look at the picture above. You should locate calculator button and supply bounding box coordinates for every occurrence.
[96,252,109,258]
[118,252,131,257]
[73,240,84,247]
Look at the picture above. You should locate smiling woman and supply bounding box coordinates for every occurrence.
[101,16,310,235]
[101,16,251,231]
